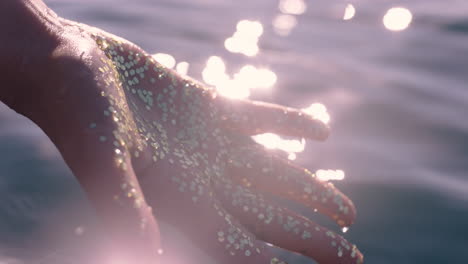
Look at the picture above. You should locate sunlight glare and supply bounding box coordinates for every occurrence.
[279,0,307,15]
[252,133,281,149]
[343,4,356,20]
[216,79,251,99]
[235,65,277,90]
[383,7,413,31]
[237,20,264,37]
[152,53,176,69]
[225,20,263,56]
[316,169,345,181]
[202,57,277,99]
[288,153,297,160]
[202,56,229,86]
[176,61,189,75]
[252,133,305,159]
[256,69,277,88]
[302,103,331,124]
[273,14,298,36]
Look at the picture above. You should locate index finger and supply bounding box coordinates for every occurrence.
[214,96,330,141]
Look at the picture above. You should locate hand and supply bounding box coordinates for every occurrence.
[0,1,363,263]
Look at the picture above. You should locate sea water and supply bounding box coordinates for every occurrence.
[1,0,467,263]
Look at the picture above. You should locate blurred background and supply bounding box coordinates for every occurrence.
[1,0,468,263]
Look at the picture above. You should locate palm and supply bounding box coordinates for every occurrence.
[83,31,363,264]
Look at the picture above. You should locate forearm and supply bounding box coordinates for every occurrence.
[0,0,62,53]
[0,0,61,27]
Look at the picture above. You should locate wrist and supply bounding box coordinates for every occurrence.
[0,0,62,113]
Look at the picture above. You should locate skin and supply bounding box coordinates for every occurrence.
[0,0,363,263]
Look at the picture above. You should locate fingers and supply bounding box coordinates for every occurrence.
[227,144,356,228]
[215,184,363,264]
[214,96,330,141]
[141,166,290,264]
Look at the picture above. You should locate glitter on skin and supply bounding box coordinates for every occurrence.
[86,31,363,263]
[0,2,363,261]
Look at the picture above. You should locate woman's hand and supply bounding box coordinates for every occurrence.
[0,1,363,263]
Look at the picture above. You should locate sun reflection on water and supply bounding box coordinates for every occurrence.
[202,56,276,99]
[238,65,277,90]
[151,7,343,176]
[343,4,356,21]
[251,104,331,161]
[273,14,298,36]
[176,61,189,76]
[224,20,263,57]
[202,56,228,85]
[152,53,176,68]
[383,7,413,31]
[279,0,307,15]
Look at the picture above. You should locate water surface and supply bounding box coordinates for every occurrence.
[1,0,467,263]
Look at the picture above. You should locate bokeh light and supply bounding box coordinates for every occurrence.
[236,65,277,90]
[251,103,331,159]
[316,169,345,181]
[215,79,251,99]
[152,53,176,69]
[383,7,413,31]
[273,14,298,36]
[202,56,276,99]
[302,103,331,124]
[279,0,307,15]
[252,133,305,160]
[343,4,356,20]
[202,56,229,86]
[224,20,263,57]
[176,61,189,75]
[237,20,264,36]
